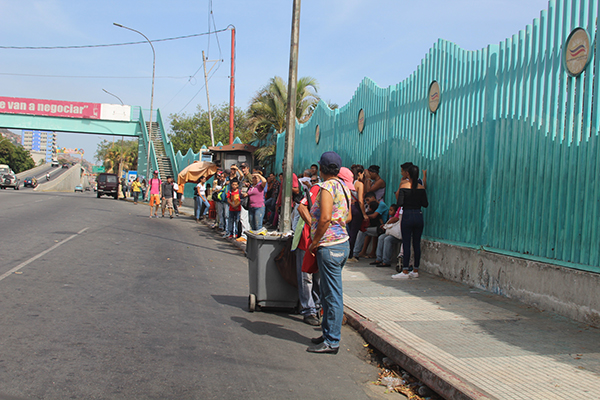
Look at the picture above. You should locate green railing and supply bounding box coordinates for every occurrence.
[156,109,179,177]
[277,0,600,272]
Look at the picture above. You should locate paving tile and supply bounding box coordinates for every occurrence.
[342,264,600,400]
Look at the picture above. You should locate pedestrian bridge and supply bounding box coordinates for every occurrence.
[0,96,176,180]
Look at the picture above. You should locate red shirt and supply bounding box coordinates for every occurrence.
[227,189,241,212]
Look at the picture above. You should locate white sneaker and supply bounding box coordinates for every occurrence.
[392,272,410,280]
[409,271,419,278]
[347,257,358,263]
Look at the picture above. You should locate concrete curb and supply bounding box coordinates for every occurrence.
[343,306,496,400]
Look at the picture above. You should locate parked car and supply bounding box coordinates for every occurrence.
[96,173,119,199]
[23,177,38,188]
[0,165,20,190]
[62,164,69,169]
[74,185,83,193]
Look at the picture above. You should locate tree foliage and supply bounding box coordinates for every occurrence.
[168,103,251,155]
[246,76,320,170]
[95,139,138,173]
[0,140,35,173]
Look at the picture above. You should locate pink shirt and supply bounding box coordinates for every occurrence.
[149,178,162,195]
[247,182,265,208]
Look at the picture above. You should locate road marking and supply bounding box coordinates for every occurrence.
[0,227,89,282]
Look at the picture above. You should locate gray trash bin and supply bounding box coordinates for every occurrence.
[246,231,298,312]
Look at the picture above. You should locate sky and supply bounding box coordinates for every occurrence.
[0,0,550,165]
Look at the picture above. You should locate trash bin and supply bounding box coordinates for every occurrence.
[246,231,298,312]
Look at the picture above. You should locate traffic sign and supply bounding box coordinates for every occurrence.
[92,166,105,173]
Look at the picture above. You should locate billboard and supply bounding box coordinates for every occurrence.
[0,96,131,122]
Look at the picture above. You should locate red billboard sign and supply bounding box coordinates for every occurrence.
[0,96,101,119]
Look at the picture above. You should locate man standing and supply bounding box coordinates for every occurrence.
[161,176,175,219]
[147,171,162,218]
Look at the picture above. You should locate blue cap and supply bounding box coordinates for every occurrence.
[319,151,342,168]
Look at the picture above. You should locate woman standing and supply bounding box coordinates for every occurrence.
[347,165,368,261]
[364,165,386,202]
[244,173,267,230]
[307,151,352,354]
[131,177,142,204]
[392,165,428,280]
[195,176,210,222]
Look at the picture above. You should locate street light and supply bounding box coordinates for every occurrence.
[113,22,155,181]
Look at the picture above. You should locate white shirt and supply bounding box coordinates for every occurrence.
[172,182,179,199]
[196,182,206,198]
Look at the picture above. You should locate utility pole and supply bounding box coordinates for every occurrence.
[229,25,236,145]
[202,50,216,147]
[280,0,301,232]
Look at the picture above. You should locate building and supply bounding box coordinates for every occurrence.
[21,130,57,164]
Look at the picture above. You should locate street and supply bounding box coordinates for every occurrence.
[0,190,399,400]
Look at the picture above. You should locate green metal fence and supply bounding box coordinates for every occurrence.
[277,0,600,272]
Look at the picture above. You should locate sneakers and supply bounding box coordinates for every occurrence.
[311,335,325,344]
[307,342,339,354]
[303,314,321,326]
[391,271,419,279]
[228,235,234,239]
[346,257,359,263]
[391,272,410,280]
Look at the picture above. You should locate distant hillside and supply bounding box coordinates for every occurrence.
[0,129,22,146]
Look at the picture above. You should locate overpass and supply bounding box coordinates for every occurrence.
[0,96,178,180]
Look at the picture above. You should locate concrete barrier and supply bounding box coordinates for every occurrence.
[35,164,82,192]
[421,240,600,328]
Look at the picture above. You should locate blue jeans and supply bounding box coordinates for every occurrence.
[295,249,321,316]
[248,206,265,230]
[216,201,227,230]
[376,233,401,264]
[196,197,210,219]
[316,240,349,348]
[227,210,240,236]
[401,209,424,271]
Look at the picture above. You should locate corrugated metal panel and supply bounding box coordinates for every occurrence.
[277,0,600,272]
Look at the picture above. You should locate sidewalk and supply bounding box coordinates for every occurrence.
[342,260,600,400]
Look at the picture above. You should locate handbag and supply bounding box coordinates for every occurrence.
[384,218,402,240]
[240,195,250,210]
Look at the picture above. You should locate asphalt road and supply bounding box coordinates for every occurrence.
[0,190,400,400]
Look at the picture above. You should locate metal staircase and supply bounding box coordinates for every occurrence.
[147,122,174,180]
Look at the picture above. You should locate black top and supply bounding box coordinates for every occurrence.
[397,188,428,210]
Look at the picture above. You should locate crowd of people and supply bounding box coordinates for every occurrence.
[123,153,427,355]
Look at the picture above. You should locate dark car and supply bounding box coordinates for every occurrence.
[62,164,69,169]
[23,177,38,188]
[96,173,119,199]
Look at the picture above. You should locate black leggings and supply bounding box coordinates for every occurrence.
[400,209,424,270]
[348,202,363,258]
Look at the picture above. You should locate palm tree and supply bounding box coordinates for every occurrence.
[247,76,320,169]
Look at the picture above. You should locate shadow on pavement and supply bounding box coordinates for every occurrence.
[230,316,308,345]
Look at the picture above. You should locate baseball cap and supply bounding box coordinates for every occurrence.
[240,163,248,168]
[153,170,159,174]
[338,167,355,191]
[319,151,342,168]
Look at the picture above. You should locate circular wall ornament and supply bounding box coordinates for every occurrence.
[357,109,365,133]
[563,27,591,77]
[428,81,441,113]
[315,125,320,144]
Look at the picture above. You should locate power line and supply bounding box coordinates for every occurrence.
[0,29,228,50]
[0,72,189,79]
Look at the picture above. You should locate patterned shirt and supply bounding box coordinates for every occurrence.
[310,178,350,246]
